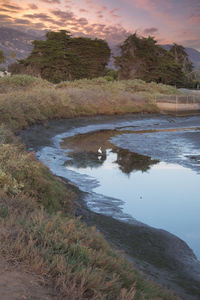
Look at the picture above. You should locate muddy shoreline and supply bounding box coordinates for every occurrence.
[59,177,199,300]
[19,114,200,299]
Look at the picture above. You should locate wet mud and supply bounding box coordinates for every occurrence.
[19,113,200,299]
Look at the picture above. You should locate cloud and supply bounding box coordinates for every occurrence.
[188,14,200,24]
[77,17,88,25]
[102,6,108,11]
[15,19,32,25]
[0,13,14,26]
[143,27,158,34]
[109,8,120,19]
[23,12,67,27]
[0,8,11,12]
[23,13,53,22]
[79,23,131,44]
[39,0,61,4]
[79,9,88,13]
[2,3,21,10]
[125,0,176,27]
[0,14,13,20]
[51,9,75,21]
[29,4,38,10]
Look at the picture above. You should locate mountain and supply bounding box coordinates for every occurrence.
[161,44,200,70]
[0,27,43,68]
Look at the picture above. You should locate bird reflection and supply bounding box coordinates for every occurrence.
[65,146,159,174]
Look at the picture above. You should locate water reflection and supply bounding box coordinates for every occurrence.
[61,128,200,259]
[65,149,159,174]
[64,151,107,169]
[62,130,159,174]
[113,149,159,174]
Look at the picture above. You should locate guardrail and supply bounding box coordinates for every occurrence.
[155,95,200,115]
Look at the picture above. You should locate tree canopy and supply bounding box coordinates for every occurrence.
[0,50,6,64]
[9,30,111,83]
[114,34,187,87]
[169,43,193,73]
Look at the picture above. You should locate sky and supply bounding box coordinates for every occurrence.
[0,0,200,50]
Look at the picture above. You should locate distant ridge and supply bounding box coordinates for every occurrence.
[0,27,43,67]
[161,44,200,70]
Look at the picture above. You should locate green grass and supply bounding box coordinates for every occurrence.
[0,75,181,299]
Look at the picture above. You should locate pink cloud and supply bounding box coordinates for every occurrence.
[143,27,158,35]
[125,0,176,26]
[188,14,200,24]
[79,8,88,13]
[109,8,120,19]
[39,0,61,4]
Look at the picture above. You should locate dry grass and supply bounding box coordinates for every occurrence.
[0,76,181,299]
[0,182,178,300]
[0,75,177,130]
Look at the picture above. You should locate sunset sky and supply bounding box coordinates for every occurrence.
[0,0,199,49]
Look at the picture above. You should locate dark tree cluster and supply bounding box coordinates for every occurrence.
[114,34,193,87]
[9,30,111,83]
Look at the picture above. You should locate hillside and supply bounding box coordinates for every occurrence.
[0,74,183,300]
[0,27,43,67]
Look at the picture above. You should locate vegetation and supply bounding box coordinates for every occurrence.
[0,50,6,64]
[104,68,118,81]
[0,74,182,130]
[115,34,188,87]
[169,43,193,73]
[187,69,200,88]
[8,31,111,83]
[0,74,181,299]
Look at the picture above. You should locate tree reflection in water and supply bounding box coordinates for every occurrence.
[64,151,107,169]
[62,129,159,174]
[65,147,159,174]
[112,148,159,174]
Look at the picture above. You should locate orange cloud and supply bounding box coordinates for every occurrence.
[29,4,38,10]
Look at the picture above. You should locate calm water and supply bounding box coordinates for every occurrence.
[31,115,200,260]
[66,150,200,258]
[60,126,200,259]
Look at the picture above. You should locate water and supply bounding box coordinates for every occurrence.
[60,126,200,259]
[66,150,200,258]
[27,115,200,260]
[20,114,200,298]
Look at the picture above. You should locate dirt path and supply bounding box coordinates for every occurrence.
[0,256,58,300]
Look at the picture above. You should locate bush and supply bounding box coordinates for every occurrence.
[0,74,51,93]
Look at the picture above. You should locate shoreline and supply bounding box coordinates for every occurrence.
[19,113,200,299]
[60,175,200,300]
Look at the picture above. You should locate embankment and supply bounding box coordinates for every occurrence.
[0,75,188,299]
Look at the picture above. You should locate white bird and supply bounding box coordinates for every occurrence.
[98,147,102,154]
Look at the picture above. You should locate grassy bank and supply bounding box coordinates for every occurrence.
[0,75,180,299]
[0,75,181,131]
